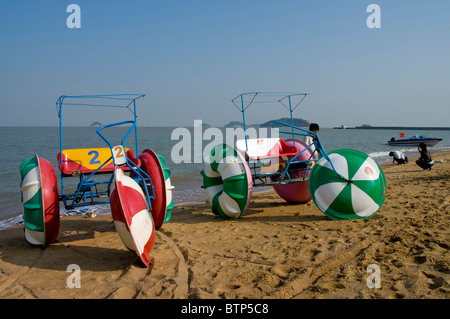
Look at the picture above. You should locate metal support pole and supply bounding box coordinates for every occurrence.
[133,99,139,155]
[241,94,248,152]
[288,95,296,146]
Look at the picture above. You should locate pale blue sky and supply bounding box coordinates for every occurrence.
[0,1,449,127]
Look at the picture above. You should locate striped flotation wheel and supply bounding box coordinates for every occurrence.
[138,149,175,230]
[272,139,313,204]
[19,155,60,247]
[201,143,253,219]
[110,167,155,267]
[309,149,387,220]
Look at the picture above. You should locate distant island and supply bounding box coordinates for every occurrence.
[224,117,310,128]
[224,121,245,128]
[260,117,310,128]
[90,121,103,127]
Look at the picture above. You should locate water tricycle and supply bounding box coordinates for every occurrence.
[19,94,174,267]
[201,92,387,220]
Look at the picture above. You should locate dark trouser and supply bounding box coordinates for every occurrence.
[416,160,433,169]
[394,157,407,164]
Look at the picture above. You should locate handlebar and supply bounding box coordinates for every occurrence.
[96,120,136,149]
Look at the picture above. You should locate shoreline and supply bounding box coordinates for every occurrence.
[1,148,447,231]
[0,183,275,231]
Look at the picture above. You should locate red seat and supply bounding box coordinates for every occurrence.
[235,138,299,160]
[57,148,141,176]
[277,139,299,157]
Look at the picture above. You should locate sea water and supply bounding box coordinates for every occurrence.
[1,126,449,229]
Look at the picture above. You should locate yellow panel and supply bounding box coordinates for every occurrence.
[62,147,130,170]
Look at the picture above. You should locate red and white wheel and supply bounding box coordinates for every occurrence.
[20,155,60,247]
[110,167,155,267]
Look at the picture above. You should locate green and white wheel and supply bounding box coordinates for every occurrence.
[201,143,253,219]
[137,149,175,229]
[309,149,387,220]
[157,153,175,223]
[20,155,60,246]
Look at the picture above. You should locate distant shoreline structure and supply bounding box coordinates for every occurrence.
[334,125,450,131]
[90,121,103,127]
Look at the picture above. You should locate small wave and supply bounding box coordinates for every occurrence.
[368,151,389,158]
[431,145,450,151]
[60,204,111,216]
[0,215,23,230]
[0,204,113,230]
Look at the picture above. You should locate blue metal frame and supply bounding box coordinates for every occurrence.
[55,94,155,210]
[231,92,348,186]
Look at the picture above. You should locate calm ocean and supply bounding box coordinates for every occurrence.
[1,126,449,229]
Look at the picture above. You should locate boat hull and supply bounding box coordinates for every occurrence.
[388,139,442,147]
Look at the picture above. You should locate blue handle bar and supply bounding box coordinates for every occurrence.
[96,120,136,148]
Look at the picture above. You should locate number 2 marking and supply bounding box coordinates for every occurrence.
[113,146,124,158]
[88,150,100,164]
[112,145,126,165]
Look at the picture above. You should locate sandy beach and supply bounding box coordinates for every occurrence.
[0,152,448,299]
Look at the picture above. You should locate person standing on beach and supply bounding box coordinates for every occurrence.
[389,150,408,164]
[415,143,434,171]
[305,123,319,158]
[274,123,320,178]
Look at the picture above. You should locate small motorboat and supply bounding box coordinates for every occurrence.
[388,133,442,147]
